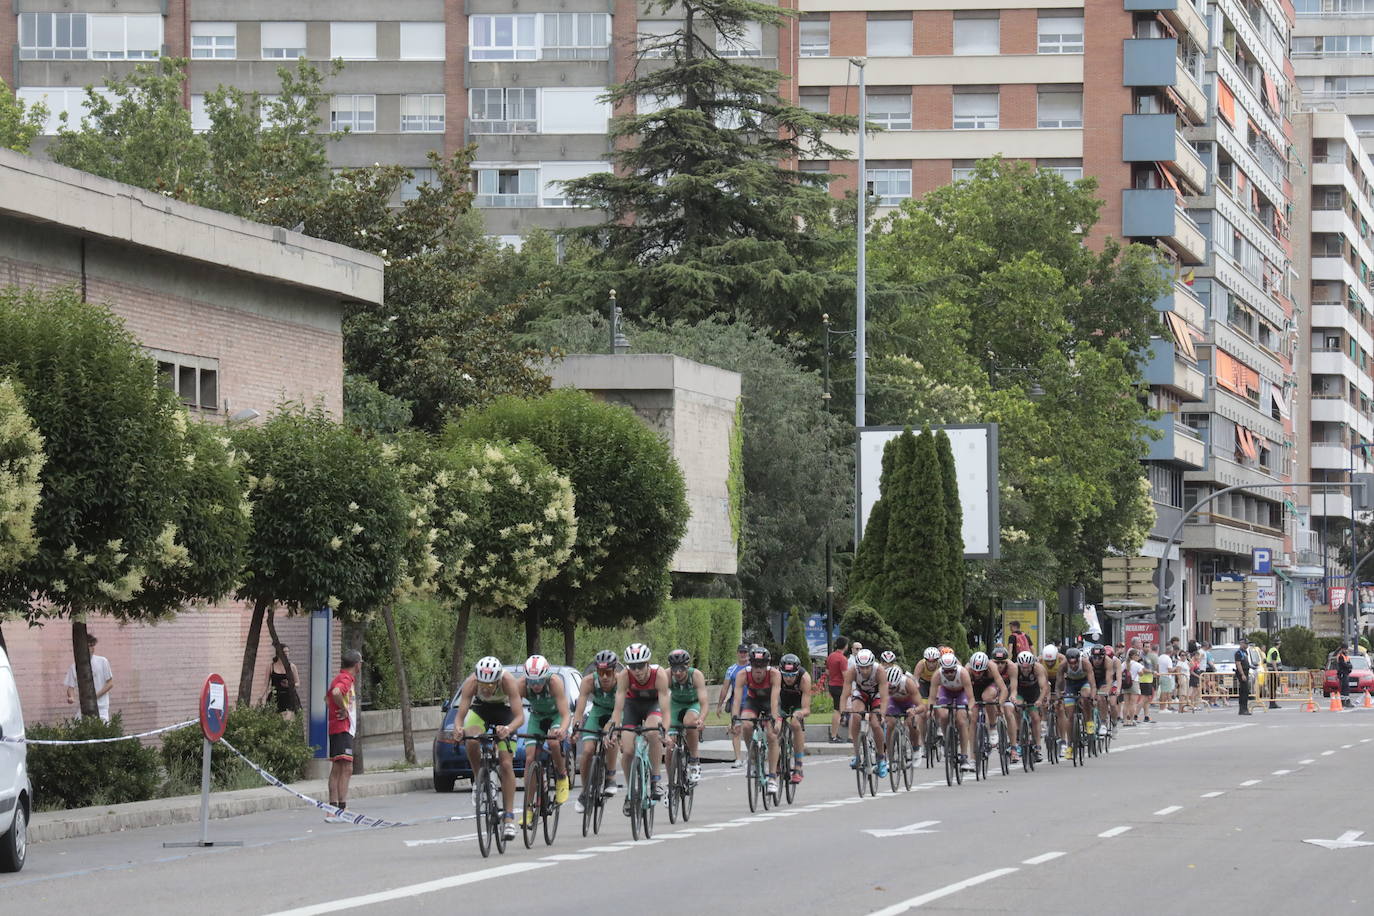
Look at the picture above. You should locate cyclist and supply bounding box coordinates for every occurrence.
[842,648,890,778]
[732,645,782,797]
[667,648,709,785]
[572,649,620,813]
[990,647,1021,764]
[1089,645,1119,735]
[610,642,673,802]
[879,650,898,667]
[519,655,571,824]
[933,652,975,772]
[778,653,812,783]
[1013,650,1048,761]
[911,646,941,743]
[885,664,920,764]
[1055,647,1097,759]
[968,651,1009,765]
[1041,644,1062,682]
[453,656,524,841]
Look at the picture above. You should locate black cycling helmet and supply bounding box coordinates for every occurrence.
[779,653,802,675]
[1090,645,1106,658]
[667,648,691,667]
[991,647,1009,662]
[1065,647,1082,661]
[748,646,770,667]
[594,649,618,670]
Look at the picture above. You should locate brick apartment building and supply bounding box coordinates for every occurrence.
[0,148,381,731]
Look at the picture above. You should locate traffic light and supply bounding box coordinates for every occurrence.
[1154,603,1176,626]
[1356,473,1374,512]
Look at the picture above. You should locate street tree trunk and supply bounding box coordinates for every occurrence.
[562,616,577,666]
[525,605,542,657]
[237,596,271,706]
[71,619,97,719]
[450,605,472,694]
[382,603,416,764]
[264,606,300,712]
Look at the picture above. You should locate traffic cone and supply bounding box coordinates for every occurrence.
[1363,691,1372,709]
[1306,693,1317,713]
[1330,692,1343,712]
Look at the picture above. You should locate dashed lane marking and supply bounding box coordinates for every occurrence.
[1200,791,1225,798]
[261,862,555,916]
[1154,806,1183,816]
[1022,852,1066,865]
[1239,779,1261,787]
[1099,826,1132,838]
[865,867,1020,915]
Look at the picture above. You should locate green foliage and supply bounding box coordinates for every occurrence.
[783,609,811,659]
[0,78,46,152]
[0,379,44,572]
[838,602,904,664]
[344,374,414,435]
[934,430,968,647]
[364,599,456,705]
[849,432,905,605]
[27,715,160,810]
[1274,626,1323,669]
[675,599,716,672]
[882,429,948,656]
[161,705,312,788]
[1246,630,1271,650]
[706,599,745,680]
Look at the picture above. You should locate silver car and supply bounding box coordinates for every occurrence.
[0,646,30,871]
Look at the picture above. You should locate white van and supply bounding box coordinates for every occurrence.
[0,646,30,871]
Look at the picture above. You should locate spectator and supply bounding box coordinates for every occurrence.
[1139,640,1157,722]
[1265,638,1283,709]
[1336,642,1354,708]
[717,643,750,767]
[1156,649,1174,712]
[826,637,849,743]
[325,649,361,821]
[265,644,302,721]
[1122,649,1142,725]
[1234,638,1252,715]
[1185,648,1202,711]
[64,634,115,723]
[1008,621,1033,657]
[846,640,864,670]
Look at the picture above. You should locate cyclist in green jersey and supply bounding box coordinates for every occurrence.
[667,649,709,784]
[519,655,571,824]
[453,656,524,841]
[573,650,620,813]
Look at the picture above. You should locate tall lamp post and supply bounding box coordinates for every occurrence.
[1348,438,1374,646]
[823,313,856,649]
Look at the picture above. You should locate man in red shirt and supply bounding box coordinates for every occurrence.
[825,638,849,743]
[325,650,361,822]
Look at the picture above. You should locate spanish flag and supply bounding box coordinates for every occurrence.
[1182,269,1195,286]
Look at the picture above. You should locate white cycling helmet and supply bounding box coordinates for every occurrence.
[1016,651,1036,666]
[1042,645,1059,663]
[854,648,876,668]
[524,654,550,683]
[475,656,503,683]
[624,642,652,665]
[879,650,897,665]
[886,665,905,687]
[939,652,958,670]
[969,651,990,672]
[923,646,940,662]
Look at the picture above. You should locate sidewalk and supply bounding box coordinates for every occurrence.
[30,769,431,845]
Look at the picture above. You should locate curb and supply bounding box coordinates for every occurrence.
[30,770,432,844]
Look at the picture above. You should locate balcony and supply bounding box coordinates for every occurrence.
[1125,0,1209,48]
[1312,303,1370,347]
[1182,515,1284,556]
[1311,347,1371,392]
[1122,189,1207,262]
[1145,415,1207,467]
[1152,279,1207,328]
[1309,488,1354,521]
[1121,114,1207,191]
[1123,38,1179,87]
[1144,338,1206,400]
[1311,443,1374,472]
[1186,452,1281,490]
[1174,60,1208,122]
[1310,395,1374,438]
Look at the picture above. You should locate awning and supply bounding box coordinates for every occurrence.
[1157,161,1182,197]
[1262,72,1280,113]
[1237,425,1258,460]
[1272,387,1291,419]
[1164,311,1197,361]
[1217,79,1237,126]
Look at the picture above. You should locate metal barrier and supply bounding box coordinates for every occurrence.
[1196,670,1323,709]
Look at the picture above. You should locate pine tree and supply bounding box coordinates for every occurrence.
[564,0,856,335]
[934,430,968,647]
[880,429,948,656]
[783,608,811,661]
[849,435,903,603]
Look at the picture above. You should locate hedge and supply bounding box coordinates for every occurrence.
[27,715,160,810]
[161,704,312,788]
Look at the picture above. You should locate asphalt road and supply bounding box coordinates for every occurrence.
[7,707,1374,915]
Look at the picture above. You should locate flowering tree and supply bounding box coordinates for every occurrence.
[0,379,44,652]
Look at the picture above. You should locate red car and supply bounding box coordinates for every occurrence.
[1323,652,1374,697]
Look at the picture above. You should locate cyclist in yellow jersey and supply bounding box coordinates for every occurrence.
[911,647,942,740]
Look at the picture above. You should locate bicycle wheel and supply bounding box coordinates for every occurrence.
[628,763,643,840]
[681,761,694,822]
[780,728,797,805]
[997,719,1011,776]
[491,775,508,854]
[855,727,868,798]
[521,760,540,849]
[904,728,916,789]
[475,766,494,859]
[761,735,775,810]
[542,767,559,846]
[591,760,606,836]
[1021,714,1035,773]
[947,720,963,785]
[925,716,938,768]
[666,748,680,824]
[1046,711,1059,766]
[864,731,878,797]
[583,754,603,837]
[974,716,988,781]
[943,721,955,786]
[1070,712,1083,768]
[747,737,760,813]
[887,724,902,793]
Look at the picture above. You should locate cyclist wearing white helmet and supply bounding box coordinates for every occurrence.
[519,655,572,823]
[1055,647,1096,760]
[841,647,890,779]
[1013,650,1048,762]
[910,646,942,742]
[732,646,782,797]
[884,664,921,759]
[452,656,524,840]
[611,643,673,801]
[933,652,976,772]
[573,650,621,812]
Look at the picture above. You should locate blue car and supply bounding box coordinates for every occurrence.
[432,664,583,792]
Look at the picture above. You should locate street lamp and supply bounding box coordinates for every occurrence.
[227,407,261,425]
[822,313,857,650]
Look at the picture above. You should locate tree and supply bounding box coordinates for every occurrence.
[231,403,408,705]
[1275,626,1322,670]
[0,379,45,652]
[783,608,811,661]
[453,389,688,659]
[561,0,856,334]
[881,429,953,657]
[934,430,968,647]
[838,602,903,663]
[344,374,414,436]
[0,79,47,152]
[849,434,904,605]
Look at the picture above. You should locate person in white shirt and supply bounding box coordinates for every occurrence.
[64,634,115,722]
[1155,650,1175,712]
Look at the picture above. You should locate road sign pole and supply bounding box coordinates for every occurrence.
[165,673,240,848]
[198,737,212,846]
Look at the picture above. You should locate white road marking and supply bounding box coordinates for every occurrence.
[403,833,476,847]
[1111,724,1250,753]
[1343,744,1355,749]
[865,867,1020,915]
[579,846,632,853]
[1239,780,1261,787]
[648,832,692,839]
[1200,791,1225,798]
[757,810,800,817]
[1300,759,1316,765]
[863,820,941,838]
[1154,806,1183,816]
[1304,830,1374,850]
[1272,770,1292,776]
[1322,750,1337,756]
[542,854,595,861]
[1099,826,1132,838]
[680,827,722,833]
[261,862,554,916]
[1022,852,1066,865]
[1363,738,1372,743]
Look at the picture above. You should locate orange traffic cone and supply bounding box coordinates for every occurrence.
[1306,693,1317,713]
[1363,691,1372,708]
[1330,692,1344,712]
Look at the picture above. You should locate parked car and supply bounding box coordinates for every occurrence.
[1208,644,1242,675]
[431,664,582,792]
[1323,651,1374,698]
[0,646,31,871]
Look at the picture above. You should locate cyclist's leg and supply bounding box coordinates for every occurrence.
[522,736,540,806]
[682,706,702,760]
[644,711,665,778]
[1004,698,1019,750]
[868,700,886,757]
[792,713,807,757]
[847,696,864,754]
[956,700,972,757]
[766,716,780,775]
[462,709,487,773]
[620,703,643,778]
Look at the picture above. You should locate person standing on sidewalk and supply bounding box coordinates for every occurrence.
[64,634,115,723]
[325,650,361,821]
[1234,639,1252,716]
[1265,639,1283,709]
[826,637,849,743]
[717,644,750,767]
[1336,643,1354,708]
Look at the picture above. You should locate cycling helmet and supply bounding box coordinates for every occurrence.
[1065,647,1082,662]
[886,666,906,687]
[749,646,771,667]
[1090,645,1105,658]
[939,652,958,670]
[938,645,954,657]
[1104,646,1116,658]
[594,649,618,670]
[1016,651,1036,666]
[624,643,652,665]
[475,656,503,683]
[667,648,691,668]
[779,653,802,675]
[854,648,876,668]
[969,651,990,672]
[991,647,1009,663]
[523,654,550,684]
[923,646,940,662]
[879,650,897,665]
[1042,645,1059,663]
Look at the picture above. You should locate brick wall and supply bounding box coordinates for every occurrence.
[915,11,953,55]
[1001,10,1038,55]
[917,85,953,130]
[914,159,954,196]
[831,12,866,57]
[443,1,469,158]
[1001,84,1038,130]
[1083,0,1131,241]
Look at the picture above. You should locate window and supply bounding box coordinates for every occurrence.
[261,22,306,59]
[953,91,999,129]
[866,92,912,130]
[866,168,912,205]
[190,94,211,132]
[90,15,162,60]
[717,21,763,57]
[469,88,537,134]
[475,168,539,207]
[470,15,538,60]
[952,160,977,181]
[540,87,611,134]
[541,161,610,207]
[1039,158,1084,180]
[151,350,220,412]
[638,91,684,115]
[331,22,376,60]
[953,14,999,55]
[15,87,110,134]
[866,17,912,56]
[800,89,829,114]
[543,14,610,59]
[400,168,438,202]
[401,94,445,132]
[639,21,680,58]
[191,22,235,59]
[258,95,281,128]
[1037,14,1084,53]
[399,22,445,60]
[330,95,376,133]
[18,13,87,60]
[801,17,830,57]
[1037,89,1082,127]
